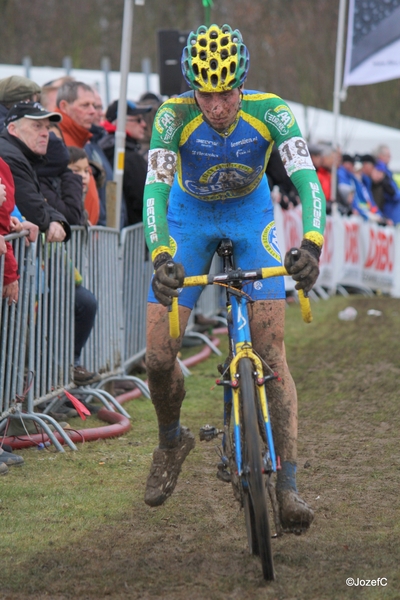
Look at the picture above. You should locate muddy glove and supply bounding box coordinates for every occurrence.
[152,252,185,307]
[284,239,321,294]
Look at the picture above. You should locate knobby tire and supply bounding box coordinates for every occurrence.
[239,357,275,581]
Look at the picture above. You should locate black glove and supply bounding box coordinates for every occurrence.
[284,239,321,294]
[152,252,185,307]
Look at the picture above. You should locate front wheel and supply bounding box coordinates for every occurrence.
[240,357,274,581]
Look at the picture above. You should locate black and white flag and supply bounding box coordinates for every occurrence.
[343,0,400,86]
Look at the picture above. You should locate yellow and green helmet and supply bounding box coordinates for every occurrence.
[181,24,250,92]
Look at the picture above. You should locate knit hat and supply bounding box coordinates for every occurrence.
[0,76,41,103]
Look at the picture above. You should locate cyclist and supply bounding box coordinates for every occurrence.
[142,24,325,532]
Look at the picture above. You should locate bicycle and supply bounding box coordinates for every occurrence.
[168,238,312,581]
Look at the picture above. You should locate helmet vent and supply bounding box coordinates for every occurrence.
[201,68,208,82]
[199,37,207,48]
[211,74,218,87]
[210,29,218,39]
[221,66,228,82]
[199,50,207,61]
[230,45,238,56]
[193,63,199,76]
[220,48,229,60]
[229,61,236,74]
[210,59,218,70]
[220,36,229,47]
[210,41,218,52]
[191,47,197,58]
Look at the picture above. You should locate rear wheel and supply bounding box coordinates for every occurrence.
[239,358,274,581]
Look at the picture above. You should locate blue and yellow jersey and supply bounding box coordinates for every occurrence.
[143,90,326,261]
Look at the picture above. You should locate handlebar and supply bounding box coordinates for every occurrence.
[168,266,312,339]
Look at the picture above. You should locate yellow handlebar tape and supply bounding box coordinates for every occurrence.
[169,297,180,339]
[298,289,313,323]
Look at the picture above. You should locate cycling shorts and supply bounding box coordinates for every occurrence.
[148,176,286,309]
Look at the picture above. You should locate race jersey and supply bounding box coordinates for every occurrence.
[143,90,326,261]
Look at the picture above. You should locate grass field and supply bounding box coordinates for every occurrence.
[1,294,400,599]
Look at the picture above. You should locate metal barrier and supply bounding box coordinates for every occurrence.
[120,224,153,370]
[0,233,32,416]
[0,224,226,451]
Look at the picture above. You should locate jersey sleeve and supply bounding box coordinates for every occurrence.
[143,101,183,262]
[263,96,326,248]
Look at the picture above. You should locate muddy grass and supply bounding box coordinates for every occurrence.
[2,295,400,599]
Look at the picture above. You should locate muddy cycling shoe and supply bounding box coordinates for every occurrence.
[277,489,314,534]
[144,427,195,507]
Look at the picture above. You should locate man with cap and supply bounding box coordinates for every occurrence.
[99,99,152,226]
[0,101,70,242]
[0,75,41,132]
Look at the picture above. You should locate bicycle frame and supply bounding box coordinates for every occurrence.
[224,289,278,477]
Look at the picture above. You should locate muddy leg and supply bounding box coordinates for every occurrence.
[146,302,192,448]
[251,299,313,532]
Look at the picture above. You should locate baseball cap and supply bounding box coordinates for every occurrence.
[5,101,62,127]
[105,99,152,123]
[0,76,41,103]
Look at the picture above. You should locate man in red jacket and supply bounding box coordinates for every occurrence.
[54,81,100,225]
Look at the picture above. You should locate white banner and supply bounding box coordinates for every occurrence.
[273,204,400,297]
[343,0,400,86]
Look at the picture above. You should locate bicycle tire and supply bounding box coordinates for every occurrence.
[239,357,275,581]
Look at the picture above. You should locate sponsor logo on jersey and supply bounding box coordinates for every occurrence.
[261,222,281,262]
[185,163,263,198]
[231,137,258,148]
[265,105,295,135]
[155,107,183,143]
[310,182,323,229]
[169,235,177,258]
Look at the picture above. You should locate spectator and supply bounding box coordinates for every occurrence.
[137,91,163,162]
[337,154,356,216]
[54,80,100,225]
[65,145,101,387]
[360,153,387,213]
[92,88,105,126]
[373,144,400,224]
[40,76,75,112]
[67,146,91,200]
[358,155,392,224]
[344,154,392,225]
[36,124,86,226]
[266,145,300,210]
[99,99,151,226]
[0,101,98,387]
[0,101,70,242]
[84,88,119,227]
[316,142,340,214]
[0,75,41,132]
[0,157,19,304]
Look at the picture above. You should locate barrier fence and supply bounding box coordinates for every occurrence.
[1,210,398,450]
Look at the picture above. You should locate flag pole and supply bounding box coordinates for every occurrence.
[112,0,145,230]
[331,0,348,205]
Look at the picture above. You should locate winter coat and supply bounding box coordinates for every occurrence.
[55,108,100,225]
[36,133,86,226]
[0,130,71,240]
[0,157,19,285]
